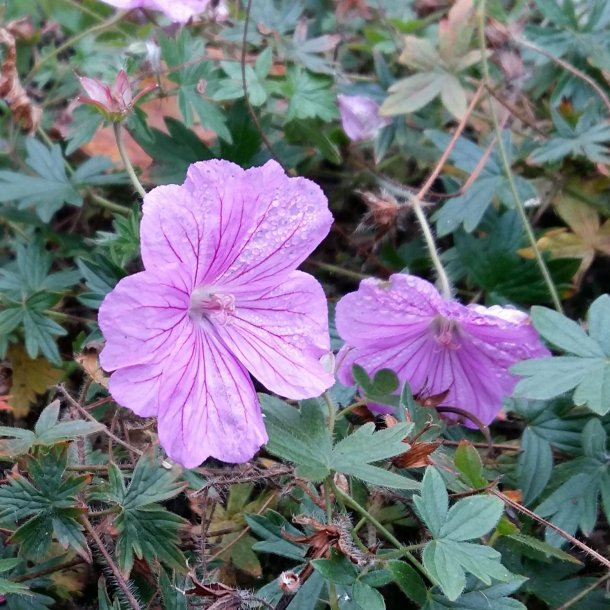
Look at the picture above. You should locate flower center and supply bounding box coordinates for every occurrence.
[189,287,235,325]
[431,316,460,350]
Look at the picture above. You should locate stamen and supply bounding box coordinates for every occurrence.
[431,316,461,350]
[189,287,236,325]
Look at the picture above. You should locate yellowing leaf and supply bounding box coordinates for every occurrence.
[519,195,610,286]
[7,344,63,418]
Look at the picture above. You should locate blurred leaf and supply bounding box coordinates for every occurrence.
[519,195,610,285]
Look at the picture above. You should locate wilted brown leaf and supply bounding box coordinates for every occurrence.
[75,343,108,389]
[0,28,42,133]
[6,344,63,418]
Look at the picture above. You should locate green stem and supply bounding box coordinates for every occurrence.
[476,1,563,313]
[308,260,368,282]
[89,192,130,215]
[330,480,430,579]
[323,391,336,436]
[412,199,452,299]
[26,10,128,84]
[113,122,146,199]
[330,480,402,549]
[323,480,340,610]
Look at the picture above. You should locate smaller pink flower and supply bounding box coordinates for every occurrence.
[78,70,156,121]
[335,274,550,426]
[337,94,390,142]
[98,0,212,23]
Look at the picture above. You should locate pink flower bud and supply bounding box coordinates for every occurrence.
[77,70,157,121]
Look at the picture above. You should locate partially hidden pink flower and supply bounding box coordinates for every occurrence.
[78,70,156,121]
[98,160,334,468]
[337,94,390,142]
[335,274,550,426]
[98,0,212,23]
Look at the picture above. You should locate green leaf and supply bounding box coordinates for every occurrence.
[245,511,306,560]
[424,540,513,601]
[261,395,332,481]
[0,139,82,222]
[505,533,582,564]
[0,445,90,560]
[440,496,504,541]
[413,467,449,537]
[311,550,357,585]
[284,68,337,122]
[352,579,386,610]
[330,422,419,490]
[531,306,604,357]
[588,295,610,356]
[518,428,553,505]
[92,451,187,574]
[0,400,102,456]
[381,72,444,116]
[454,442,487,488]
[387,560,427,605]
[514,296,610,415]
[426,576,527,609]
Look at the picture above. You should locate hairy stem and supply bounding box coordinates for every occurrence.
[476,2,563,313]
[113,122,147,199]
[82,515,141,610]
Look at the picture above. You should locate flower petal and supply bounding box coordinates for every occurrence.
[336,274,441,348]
[98,266,191,371]
[156,325,268,468]
[140,160,332,288]
[215,271,334,399]
[78,77,113,108]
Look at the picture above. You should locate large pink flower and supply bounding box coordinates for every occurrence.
[335,274,549,426]
[98,160,334,467]
[99,0,211,23]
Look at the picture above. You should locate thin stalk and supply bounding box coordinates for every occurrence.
[331,480,429,579]
[113,122,146,199]
[555,571,610,610]
[323,391,336,435]
[412,200,452,299]
[330,480,402,549]
[476,2,563,313]
[323,480,341,610]
[82,515,142,610]
[89,192,130,215]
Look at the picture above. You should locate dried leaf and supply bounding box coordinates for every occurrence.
[7,344,63,418]
[519,195,610,285]
[0,28,42,133]
[75,343,108,389]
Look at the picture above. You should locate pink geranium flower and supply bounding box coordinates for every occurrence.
[78,70,156,121]
[335,274,550,426]
[99,0,212,23]
[337,94,390,142]
[98,160,334,467]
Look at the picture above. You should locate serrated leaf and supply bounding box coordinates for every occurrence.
[261,395,332,481]
[330,423,420,489]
